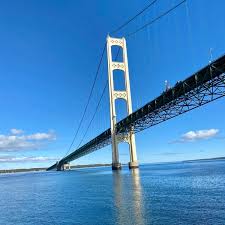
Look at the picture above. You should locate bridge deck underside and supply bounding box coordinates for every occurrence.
[47,54,225,171]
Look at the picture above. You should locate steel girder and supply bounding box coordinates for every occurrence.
[117,71,225,133]
[116,55,225,134]
[47,54,225,171]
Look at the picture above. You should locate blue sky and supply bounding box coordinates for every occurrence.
[0,0,225,169]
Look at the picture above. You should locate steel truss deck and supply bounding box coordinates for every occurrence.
[47,54,225,171]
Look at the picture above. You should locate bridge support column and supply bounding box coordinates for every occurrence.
[57,163,70,171]
[128,135,138,169]
[63,163,71,170]
[107,36,139,170]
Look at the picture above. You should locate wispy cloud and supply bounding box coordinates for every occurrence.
[10,128,24,135]
[170,129,219,144]
[161,152,183,156]
[0,129,56,152]
[0,155,58,163]
[153,152,184,156]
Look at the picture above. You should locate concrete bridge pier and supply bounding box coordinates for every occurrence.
[57,163,71,171]
[128,135,139,169]
[112,162,122,170]
[63,163,71,170]
[128,161,139,169]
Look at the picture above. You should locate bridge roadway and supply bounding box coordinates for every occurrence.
[47,54,225,171]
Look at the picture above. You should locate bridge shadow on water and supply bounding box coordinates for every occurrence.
[112,169,147,225]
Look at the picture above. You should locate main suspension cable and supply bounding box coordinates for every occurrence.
[110,0,158,35]
[62,0,186,159]
[126,0,186,38]
[62,43,106,158]
[76,48,121,148]
[63,1,158,158]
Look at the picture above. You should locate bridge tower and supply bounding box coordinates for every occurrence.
[106,35,139,170]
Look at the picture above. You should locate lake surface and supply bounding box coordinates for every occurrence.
[0,160,225,225]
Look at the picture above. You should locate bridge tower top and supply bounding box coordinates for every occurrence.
[106,35,138,170]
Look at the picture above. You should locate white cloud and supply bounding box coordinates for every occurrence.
[0,129,56,152]
[182,129,219,141]
[0,156,58,163]
[10,128,24,135]
[26,132,56,141]
[171,129,219,143]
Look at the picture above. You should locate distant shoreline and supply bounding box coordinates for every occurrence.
[0,163,112,174]
[0,167,47,174]
[183,157,225,163]
[1,157,225,174]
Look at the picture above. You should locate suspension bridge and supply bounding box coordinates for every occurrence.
[47,1,225,171]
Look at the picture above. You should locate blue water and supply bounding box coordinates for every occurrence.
[0,160,225,225]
